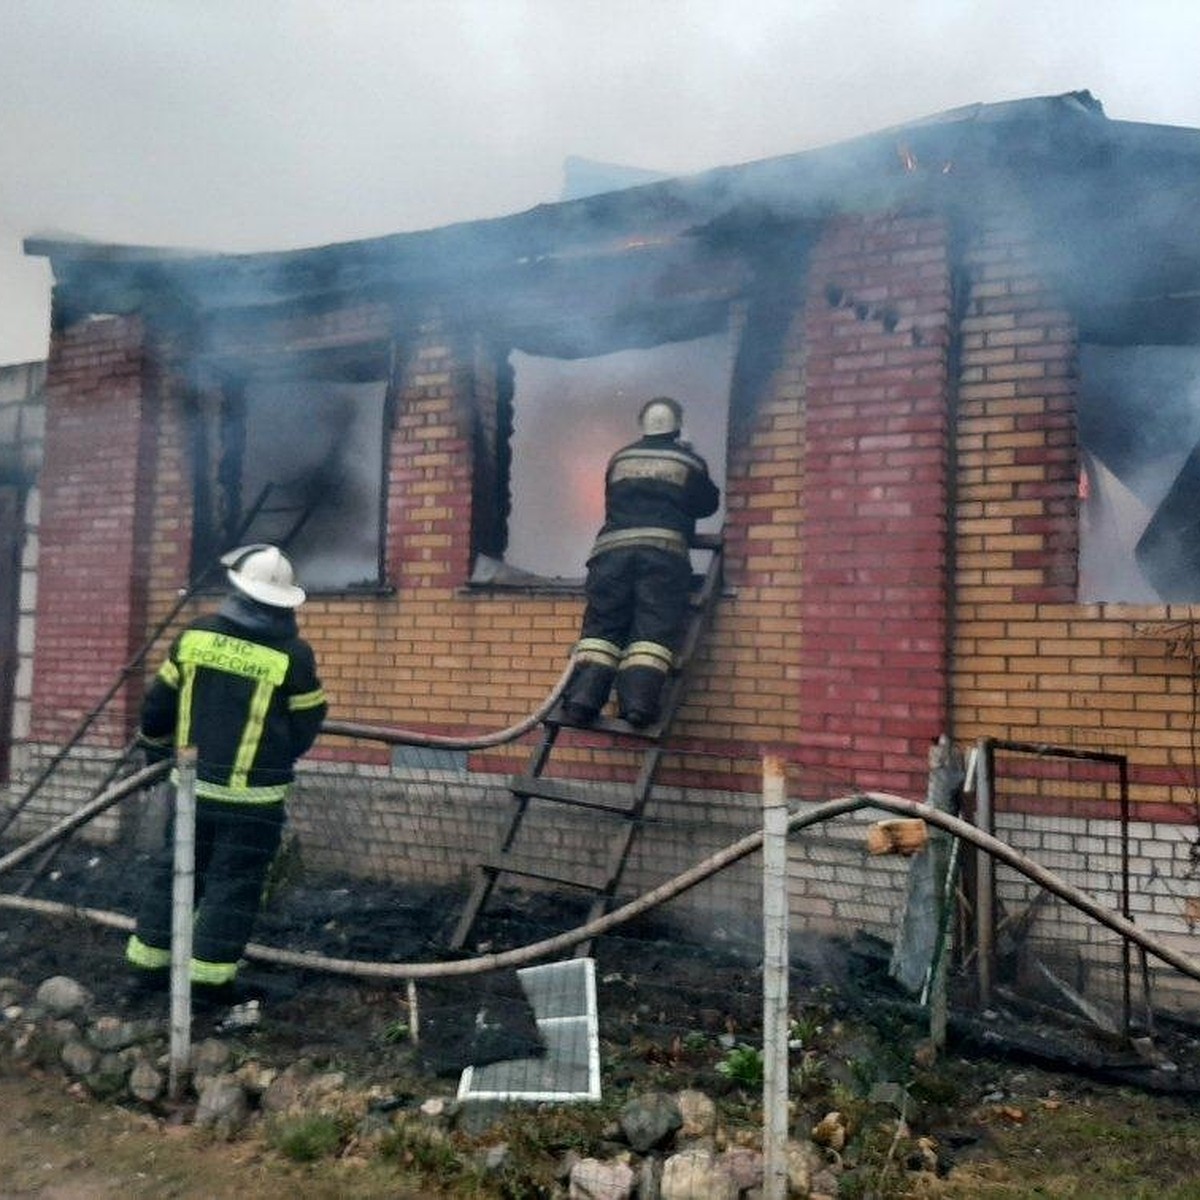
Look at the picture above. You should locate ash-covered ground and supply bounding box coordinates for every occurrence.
[0,834,769,1085]
[4,834,1200,1099]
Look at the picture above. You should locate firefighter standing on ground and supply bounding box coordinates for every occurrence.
[562,396,720,728]
[125,544,326,1002]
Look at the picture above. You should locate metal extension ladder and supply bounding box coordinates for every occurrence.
[448,533,724,954]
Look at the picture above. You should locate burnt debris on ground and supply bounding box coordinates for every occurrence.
[3,836,1200,1097]
[0,836,766,1083]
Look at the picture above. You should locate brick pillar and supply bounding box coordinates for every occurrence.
[30,316,155,747]
[798,215,954,796]
[386,312,474,589]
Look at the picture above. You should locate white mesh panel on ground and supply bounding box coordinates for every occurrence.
[457,958,600,1102]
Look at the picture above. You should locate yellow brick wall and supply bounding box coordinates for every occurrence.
[115,215,1200,827]
[270,296,814,771]
[953,211,1200,819]
[115,211,1200,824]
[692,291,807,748]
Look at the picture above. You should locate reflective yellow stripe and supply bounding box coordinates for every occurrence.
[178,630,289,684]
[192,777,290,804]
[129,941,242,985]
[619,640,675,673]
[288,687,325,712]
[126,934,171,970]
[173,630,290,788]
[574,638,621,667]
[190,957,239,985]
[609,447,696,486]
[176,662,197,748]
[157,660,180,688]
[590,527,688,558]
[166,768,290,803]
[231,679,274,789]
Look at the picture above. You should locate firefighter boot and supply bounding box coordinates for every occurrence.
[561,661,616,726]
[616,665,668,728]
[616,640,674,727]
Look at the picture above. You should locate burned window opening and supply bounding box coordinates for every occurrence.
[189,342,392,594]
[469,344,514,564]
[727,244,811,450]
[462,227,762,588]
[1079,341,1200,603]
[470,326,733,585]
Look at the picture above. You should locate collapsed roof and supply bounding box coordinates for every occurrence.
[26,90,1200,351]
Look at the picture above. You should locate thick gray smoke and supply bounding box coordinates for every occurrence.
[5,1,1200,366]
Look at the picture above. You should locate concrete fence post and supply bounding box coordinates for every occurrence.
[761,754,789,1200]
[168,747,196,1101]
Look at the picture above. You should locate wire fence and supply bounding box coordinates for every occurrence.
[1,740,779,1069]
[964,737,1200,1036]
[5,735,1200,1193]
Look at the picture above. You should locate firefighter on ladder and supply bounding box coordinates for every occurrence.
[562,396,720,729]
[125,544,326,1005]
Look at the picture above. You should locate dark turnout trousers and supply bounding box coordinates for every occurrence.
[126,797,285,985]
[564,545,691,725]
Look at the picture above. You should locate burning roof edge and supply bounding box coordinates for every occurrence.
[25,90,1200,320]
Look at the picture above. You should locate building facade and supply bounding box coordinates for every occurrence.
[9,92,1200,1001]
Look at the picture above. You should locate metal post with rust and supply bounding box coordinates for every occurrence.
[975,738,996,1007]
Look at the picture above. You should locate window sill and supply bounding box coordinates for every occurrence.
[309,584,397,599]
[466,555,585,593]
[461,579,586,597]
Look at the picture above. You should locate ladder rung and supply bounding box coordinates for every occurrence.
[480,853,609,892]
[450,531,724,950]
[546,706,663,739]
[590,715,663,739]
[508,776,637,815]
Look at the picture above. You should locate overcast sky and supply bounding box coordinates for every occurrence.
[3,0,1200,366]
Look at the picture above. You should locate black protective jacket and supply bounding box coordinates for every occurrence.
[589,432,720,561]
[139,593,326,803]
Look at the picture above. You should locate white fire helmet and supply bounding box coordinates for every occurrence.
[221,544,306,609]
[639,396,683,437]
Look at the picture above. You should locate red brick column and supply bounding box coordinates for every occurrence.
[798,215,953,795]
[30,316,154,747]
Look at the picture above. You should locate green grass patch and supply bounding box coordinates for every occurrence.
[267,1113,346,1163]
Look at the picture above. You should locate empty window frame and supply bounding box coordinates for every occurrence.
[476,329,732,583]
[190,343,391,593]
[1079,343,1200,603]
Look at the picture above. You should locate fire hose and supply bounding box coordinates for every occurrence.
[0,655,579,884]
[4,788,1200,987]
[0,762,169,879]
[0,489,282,842]
[320,657,577,748]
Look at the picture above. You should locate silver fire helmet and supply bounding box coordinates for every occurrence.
[639,396,683,437]
[221,544,306,609]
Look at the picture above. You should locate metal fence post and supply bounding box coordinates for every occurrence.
[168,747,196,1101]
[974,738,995,1008]
[761,754,789,1200]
